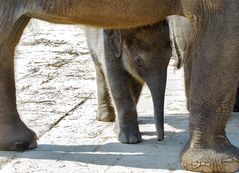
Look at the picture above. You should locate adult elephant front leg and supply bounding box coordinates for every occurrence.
[181,10,239,173]
[103,31,142,144]
[0,15,37,151]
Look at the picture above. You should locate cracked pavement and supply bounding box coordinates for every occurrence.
[0,20,238,173]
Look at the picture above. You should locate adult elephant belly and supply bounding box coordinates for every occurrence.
[26,0,180,28]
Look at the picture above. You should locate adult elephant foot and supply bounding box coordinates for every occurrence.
[181,138,239,173]
[114,121,142,144]
[0,118,37,151]
[96,104,115,122]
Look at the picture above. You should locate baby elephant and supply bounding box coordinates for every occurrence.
[85,21,171,143]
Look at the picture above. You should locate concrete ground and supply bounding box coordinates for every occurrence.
[0,20,238,173]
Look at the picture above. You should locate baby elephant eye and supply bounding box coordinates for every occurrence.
[135,56,144,67]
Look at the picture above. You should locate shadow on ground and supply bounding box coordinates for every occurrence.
[1,113,238,171]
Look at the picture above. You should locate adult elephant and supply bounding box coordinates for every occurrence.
[0,0,238,172]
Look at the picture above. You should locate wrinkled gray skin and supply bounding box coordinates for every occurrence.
[172,8,239,172]
[172,17,239,116]
[86,21,171,143]
[0,1,239,172]
[171,17,239,115]
[169,15,239,172]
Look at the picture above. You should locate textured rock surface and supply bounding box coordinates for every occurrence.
[0,20,238,173]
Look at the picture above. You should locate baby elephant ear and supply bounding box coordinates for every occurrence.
[103,30,122,58]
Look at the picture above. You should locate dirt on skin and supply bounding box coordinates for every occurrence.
[0,19,238,173]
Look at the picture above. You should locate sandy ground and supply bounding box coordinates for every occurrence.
[0,20,238,173]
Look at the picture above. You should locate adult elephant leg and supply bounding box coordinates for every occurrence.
[233,83,239,112]
[0,15,37,151]
[182,52,239,173]
[103,32,141,144]
[181,14,239,172]
[92,55,115,122]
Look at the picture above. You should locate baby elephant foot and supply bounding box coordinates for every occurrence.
[181,143,239,173]
[115,121,142,144]
[96,104,115,122]
[0,118,37,151]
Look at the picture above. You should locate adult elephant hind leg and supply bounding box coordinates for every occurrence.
[181,21,239,172]
[0,16,37,151]
[92,56,115,122]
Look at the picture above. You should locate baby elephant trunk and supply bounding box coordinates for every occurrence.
[146,72,167,141]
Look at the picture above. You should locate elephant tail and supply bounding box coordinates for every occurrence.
[168,16,193,69]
